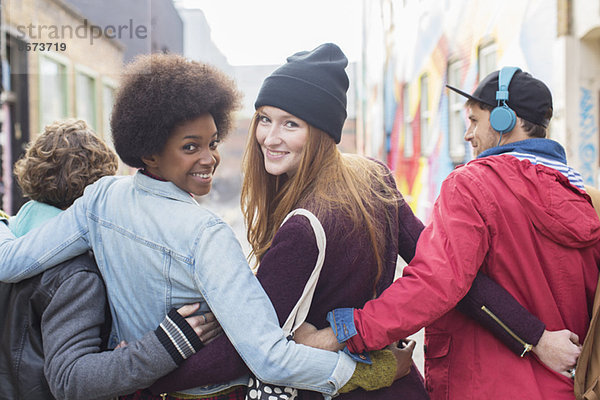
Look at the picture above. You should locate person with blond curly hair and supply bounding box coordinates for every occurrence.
[0,119,212,399]
[10,119,119,231]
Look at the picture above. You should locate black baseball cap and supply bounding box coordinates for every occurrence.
[446,69,553,127]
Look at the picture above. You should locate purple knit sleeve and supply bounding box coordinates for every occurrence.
[458,271,546,354]
[149,216,318,394]
[396,199,425,263]
[371,157,424,263]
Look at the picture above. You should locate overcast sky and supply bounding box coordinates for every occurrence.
[175,0,363,65]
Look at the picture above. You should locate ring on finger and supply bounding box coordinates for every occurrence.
[201,314,206,324]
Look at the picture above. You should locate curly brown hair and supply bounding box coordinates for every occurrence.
[110,53,241,168]
[13,119,119,209]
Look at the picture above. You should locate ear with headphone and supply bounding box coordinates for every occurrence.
[489,66,522,135]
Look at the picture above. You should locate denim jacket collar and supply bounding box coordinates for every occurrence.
[134,170,197,205]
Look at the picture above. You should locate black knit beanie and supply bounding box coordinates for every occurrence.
[254,43,349,144]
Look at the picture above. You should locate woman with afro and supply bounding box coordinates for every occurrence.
[1,118,212,399]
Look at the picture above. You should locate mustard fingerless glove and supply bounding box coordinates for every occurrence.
[339,349,397,393]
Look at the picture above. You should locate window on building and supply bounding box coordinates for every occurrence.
[403,84,413,158]
[102,82,116,145]
[447,61,465,162]
[420,74,430,156]
[39,55,68,129]
[75,69,97,130]
[478,42,497,81]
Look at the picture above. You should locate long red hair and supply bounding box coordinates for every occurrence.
[241,109,400,293]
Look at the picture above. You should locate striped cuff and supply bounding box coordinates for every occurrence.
[155,308,204,365]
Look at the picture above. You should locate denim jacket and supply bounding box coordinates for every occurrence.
[0,171,355,397]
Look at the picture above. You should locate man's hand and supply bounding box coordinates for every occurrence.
[532,329,581,378]
[293,322,345,351]
[177,304,223,344]
[388,340,416,380]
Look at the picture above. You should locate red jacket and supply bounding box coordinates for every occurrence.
[347,155,600,399]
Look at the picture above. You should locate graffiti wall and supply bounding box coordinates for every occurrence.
[361,0,558,221]
[579,87,598,186]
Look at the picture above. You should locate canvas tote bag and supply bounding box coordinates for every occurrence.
[246,208,326,400]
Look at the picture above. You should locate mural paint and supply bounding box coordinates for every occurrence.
[365,0,556,221]
[579,87,598,186]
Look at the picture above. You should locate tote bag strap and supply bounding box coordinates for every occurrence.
[280,208,326,335]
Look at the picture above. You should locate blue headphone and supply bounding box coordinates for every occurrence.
[489,66,521,134]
